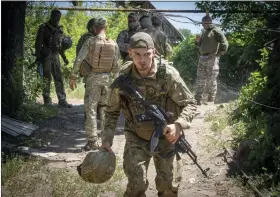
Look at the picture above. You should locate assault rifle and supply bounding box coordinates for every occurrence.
[111,74,210,177]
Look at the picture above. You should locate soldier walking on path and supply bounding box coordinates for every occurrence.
[101,32,197,197]
[35,9,72,108]
[70,17,120,151]
[117,12,141,62]
[194,14,228,105]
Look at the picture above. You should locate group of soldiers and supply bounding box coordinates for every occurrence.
[35,9,228,197]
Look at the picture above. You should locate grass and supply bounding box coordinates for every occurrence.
[2,154,126,197]
[49,80,85,100]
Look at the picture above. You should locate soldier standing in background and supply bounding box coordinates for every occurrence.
[101,32,197,197]
[35,9,72,108]
[76,18,96,56]
[194,14,228,105]
[116,12,141,62]
[70,17,120,151]
[139,15,172,59]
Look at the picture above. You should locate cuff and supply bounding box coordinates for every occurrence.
[174,117,191,129]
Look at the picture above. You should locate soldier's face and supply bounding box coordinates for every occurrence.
[202,22,210,29]
[128,18,139,30]
[51,13,61,26]
[129,48,155,75]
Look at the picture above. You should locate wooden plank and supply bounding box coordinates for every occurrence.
[2,116,38,130]
[1,125,19,136]
[1,121,33,136]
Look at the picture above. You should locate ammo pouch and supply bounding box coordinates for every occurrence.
[134,114,155,141]
[80,60,92,77]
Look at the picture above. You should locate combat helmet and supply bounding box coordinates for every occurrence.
[77,149,116,184]
[61,36,73,50]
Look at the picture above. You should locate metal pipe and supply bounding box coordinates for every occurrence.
[28,6,279,13]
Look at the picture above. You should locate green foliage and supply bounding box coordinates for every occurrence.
[2,155,125,197]
[171,33,199,90]
[231,47,280,190]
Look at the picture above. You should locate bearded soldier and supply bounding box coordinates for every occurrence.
[101,32,197,197]
[194,14,228,105]
[117,12,141,62]
[35,9,72,108]
[70,17,120,151]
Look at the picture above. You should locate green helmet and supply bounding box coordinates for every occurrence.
[77,149,116,184]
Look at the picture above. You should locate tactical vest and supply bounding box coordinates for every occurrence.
[119,60,181,141]
[43,23,64,53]
[87,37,117,73]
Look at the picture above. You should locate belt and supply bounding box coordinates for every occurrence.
[202,53,210,56]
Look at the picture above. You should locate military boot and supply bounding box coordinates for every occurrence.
[83,139,99,151]
[196,99,202,105]
[58,100,72,108]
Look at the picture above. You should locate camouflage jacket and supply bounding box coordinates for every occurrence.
[195,24,228,55]
[116,27,141,61]
[76,32,95,56]
[102,58,197,145]
[71,33,121,78]
[140,27,172,58]
[35,21,66,59]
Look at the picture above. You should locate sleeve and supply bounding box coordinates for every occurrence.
[116,30,129,53]
[214,28,229,55]
[70,38,91,77]
[35,24,45,58]
[101,87,121,146]
[168,69,197,129]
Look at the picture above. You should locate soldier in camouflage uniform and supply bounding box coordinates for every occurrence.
[117,12,141,62]
[35,9,72,108]
[70,17,120,151]
[139,15,172,59]
[101,32,197,197]
[194,14,228,105]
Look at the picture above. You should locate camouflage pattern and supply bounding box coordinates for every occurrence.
[116,27,141,62]
[42,52,66,102]
[76,32,95,56]
[78,149,116,183]
[35,22,68,103]
[71,33,120,142]
[84,73,111,141]
[140,26,172,58]
[195,55,219,101]
[102,58,197,196]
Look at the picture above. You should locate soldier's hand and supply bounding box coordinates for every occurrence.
[69,77,77,90]
[63,58,69,65]
[163,123,182,144]
[101,142,113,153]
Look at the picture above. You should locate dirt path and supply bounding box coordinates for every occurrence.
[26,99,252,197]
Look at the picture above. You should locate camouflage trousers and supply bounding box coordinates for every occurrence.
[42,53,66,103]
[195,55,220,101]
[84,73,111,141]
[123,133,178,197]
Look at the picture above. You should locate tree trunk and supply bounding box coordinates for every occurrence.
[1,2,27,116]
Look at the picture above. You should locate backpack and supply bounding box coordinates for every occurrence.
[87,36,117,73]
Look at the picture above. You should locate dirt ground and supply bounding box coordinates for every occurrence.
[4,93,254,197]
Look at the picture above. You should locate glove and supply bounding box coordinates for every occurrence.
[63,58,69,65]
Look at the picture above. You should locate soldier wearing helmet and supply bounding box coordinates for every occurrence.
[35,9,72,108]
[70,17,121,151]
[194,13,228,105]
[101,32,197,197]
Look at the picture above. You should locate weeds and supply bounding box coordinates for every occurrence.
[2,154,125,197]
